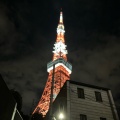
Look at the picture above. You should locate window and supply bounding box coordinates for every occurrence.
[80,114,87,120]
[100,117,106,120]
[77,88,85,99]
[95,91,102,102]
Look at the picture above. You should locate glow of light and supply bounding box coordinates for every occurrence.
[59,113,64,119]
[57,29,65,34]
[60,12,63,23]
[57,24,65,34]
[53,41,67,55]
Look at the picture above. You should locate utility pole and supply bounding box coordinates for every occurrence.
[49,64,55,120]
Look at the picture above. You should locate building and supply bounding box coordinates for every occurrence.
[51,80,119,120]
[0,75,23,120]
[33,11,72,116]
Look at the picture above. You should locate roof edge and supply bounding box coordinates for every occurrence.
[67,80,110,91]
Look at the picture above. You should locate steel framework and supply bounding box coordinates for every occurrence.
[33,11,72,116]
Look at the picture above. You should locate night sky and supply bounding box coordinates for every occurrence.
[0,0,120,116]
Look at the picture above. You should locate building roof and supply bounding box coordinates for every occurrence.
[68,80,110,91]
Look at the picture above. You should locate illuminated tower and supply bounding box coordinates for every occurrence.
[33,11,72,116]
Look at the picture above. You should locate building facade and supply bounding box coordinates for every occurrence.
[52,80,119,120]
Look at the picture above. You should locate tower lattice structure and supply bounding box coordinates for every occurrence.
[33,11,72,116]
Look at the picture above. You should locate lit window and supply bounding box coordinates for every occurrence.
[100,117,106,120]
[80,114,87,120]
[77,88,85,99]
[95,91,102,102]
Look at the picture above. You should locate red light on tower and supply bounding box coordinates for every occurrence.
[33,11,72,116]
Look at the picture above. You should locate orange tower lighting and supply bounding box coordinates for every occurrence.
[33,11,72,116]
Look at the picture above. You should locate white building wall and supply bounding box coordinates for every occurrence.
[69,82,117,120]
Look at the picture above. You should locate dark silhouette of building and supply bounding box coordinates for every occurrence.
[0,75,23,120]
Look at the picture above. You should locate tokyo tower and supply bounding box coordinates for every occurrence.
[33,11,72,116]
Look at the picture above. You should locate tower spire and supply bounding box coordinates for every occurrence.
[53,11,67,61]
[33,11,72,116]
[59,11,63,23]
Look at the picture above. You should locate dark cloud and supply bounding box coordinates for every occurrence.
[0,0,120,116]
[70,34,120,110]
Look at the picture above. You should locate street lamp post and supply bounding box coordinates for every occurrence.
[49,64,55,120]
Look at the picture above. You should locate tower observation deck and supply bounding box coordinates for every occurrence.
[33,11,72,116]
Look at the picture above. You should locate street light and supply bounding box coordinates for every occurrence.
[59,113,64,120]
